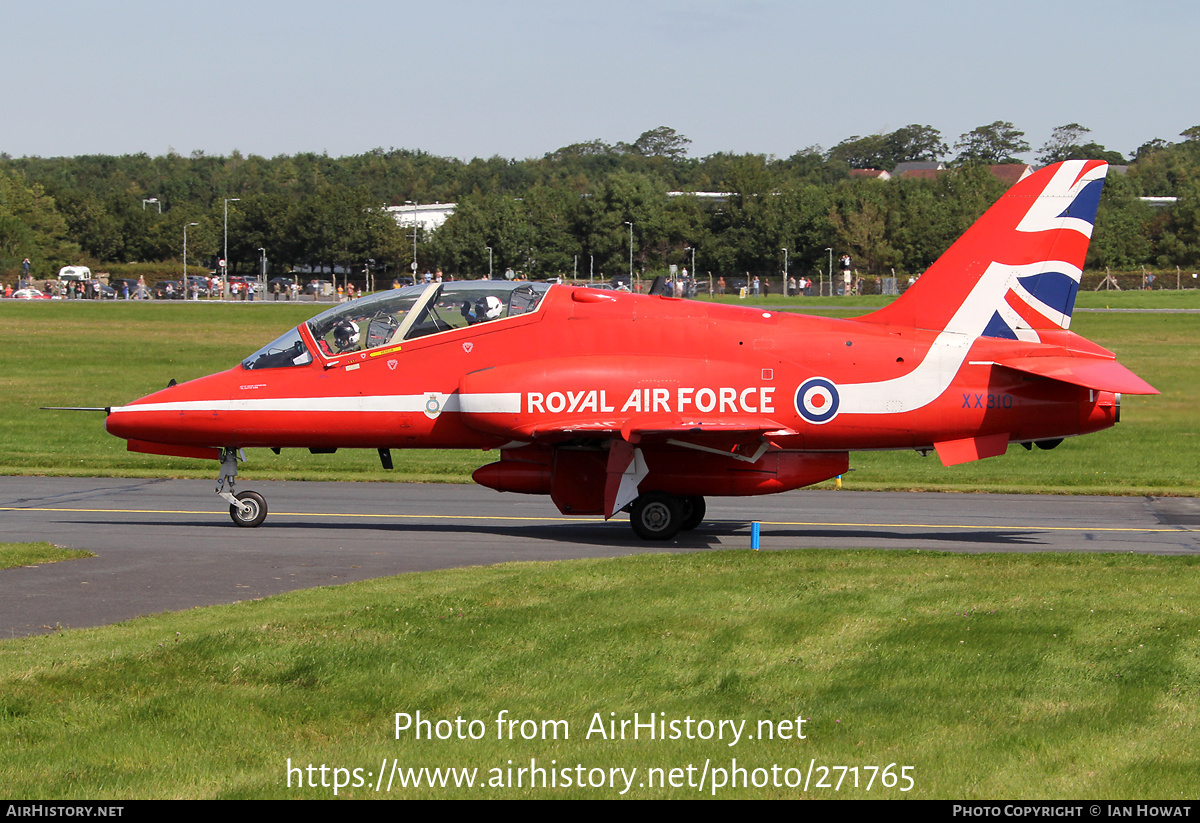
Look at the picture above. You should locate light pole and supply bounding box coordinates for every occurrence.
[825,247,833,298]
[223,198,240,300]
[486,246,493,280]
[684,245,696,297]
[782,247,788,296]
[406,201,418,281]
[142,198,160,213]
[624,221,633,288]
[259,247,267,295]
[183,222,199,293]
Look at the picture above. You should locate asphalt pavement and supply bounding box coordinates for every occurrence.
[1,477,1196,637]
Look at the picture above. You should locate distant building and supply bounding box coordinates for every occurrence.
[667,191,734,203]
[891,161,946,178]
[988,164,1033,186]
[387,202,457,232]
[849,169,891,180]
[889,162,1034,187]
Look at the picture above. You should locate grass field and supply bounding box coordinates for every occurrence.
[2,295,1196,495]
[2,549,1198,799]
[693,287,1200,311]
[0,543,91,570]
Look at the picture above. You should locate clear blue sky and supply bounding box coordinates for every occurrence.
[3,0,1195,163]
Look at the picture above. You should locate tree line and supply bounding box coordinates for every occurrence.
[3,122,1200,286]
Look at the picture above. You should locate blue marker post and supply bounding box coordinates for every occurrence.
[751,521,761,550]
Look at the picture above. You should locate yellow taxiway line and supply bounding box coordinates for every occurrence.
[0,506,1188,532]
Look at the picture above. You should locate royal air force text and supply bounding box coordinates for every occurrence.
[526,388,776,416]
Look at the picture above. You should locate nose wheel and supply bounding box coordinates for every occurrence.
[229,490,268,528]
[215,448,268,528]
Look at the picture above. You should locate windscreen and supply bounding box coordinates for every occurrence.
[305,281,550,356]
[241,327,312,370]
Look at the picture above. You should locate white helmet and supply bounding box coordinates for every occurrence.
[484,295,504,320]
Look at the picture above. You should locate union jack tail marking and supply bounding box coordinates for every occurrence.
[862,160,1108,343]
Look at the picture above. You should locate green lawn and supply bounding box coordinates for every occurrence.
[691,286,1200,311]
[0,543,91,570]
[1,549,1197,799]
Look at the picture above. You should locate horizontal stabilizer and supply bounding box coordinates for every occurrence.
[993,355,1158,395]
[934,432,1010,466]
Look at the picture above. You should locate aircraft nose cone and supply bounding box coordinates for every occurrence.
[105,370,238,446]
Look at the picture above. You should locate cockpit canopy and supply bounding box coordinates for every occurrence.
[241,281,551,370]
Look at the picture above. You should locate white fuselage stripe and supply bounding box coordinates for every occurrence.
[109,392,522,415]
[838,259,1075,415]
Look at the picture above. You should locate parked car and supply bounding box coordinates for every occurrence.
[86,280,117,300]
[227,276,255,299]
[110,278,139,298]
[185,275,211,297]
[152,280,184,300]
[12,288,51,299]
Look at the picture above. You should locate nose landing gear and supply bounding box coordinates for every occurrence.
[216,448,268,527]
[228,490,268,527]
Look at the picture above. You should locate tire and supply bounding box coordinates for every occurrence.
[630,492,683,540]
[680,496,706,531]
[229,490,268,528]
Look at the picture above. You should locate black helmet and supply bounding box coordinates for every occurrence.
[332,319,360,351]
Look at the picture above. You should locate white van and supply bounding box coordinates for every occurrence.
[57,266,93,281]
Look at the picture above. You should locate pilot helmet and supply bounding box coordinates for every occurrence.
[333,319,360,350]
[484,295,504,319]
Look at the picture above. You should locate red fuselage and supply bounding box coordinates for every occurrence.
[106,286,1118,458]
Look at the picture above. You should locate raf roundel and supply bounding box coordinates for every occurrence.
[796,377,840,424]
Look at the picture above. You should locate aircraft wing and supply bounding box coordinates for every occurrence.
[469,408,800,519]
[512,414,798,443]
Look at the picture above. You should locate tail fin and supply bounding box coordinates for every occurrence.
[861,160,1107,342]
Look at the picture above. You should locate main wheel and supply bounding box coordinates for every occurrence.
[680,496,706,531]
[229,490,268,528]
[630,492,684,540]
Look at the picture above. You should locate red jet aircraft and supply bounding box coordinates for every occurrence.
[102,160,1155,539]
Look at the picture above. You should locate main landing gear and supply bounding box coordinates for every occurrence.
[628,492,706,540]
[216,448,268,527]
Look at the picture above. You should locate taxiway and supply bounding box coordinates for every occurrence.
[1,477,1196,637]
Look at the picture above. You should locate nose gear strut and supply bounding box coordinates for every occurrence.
[216,448,268,527]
